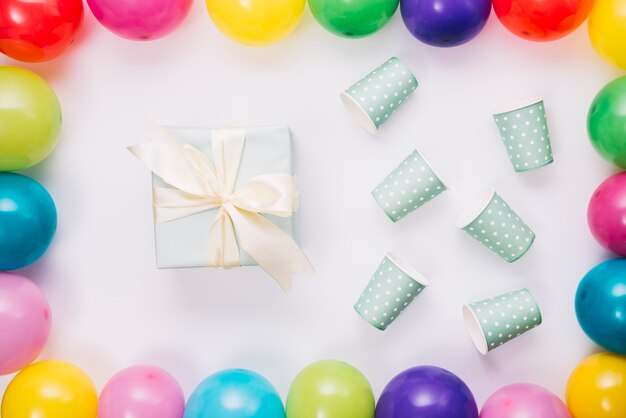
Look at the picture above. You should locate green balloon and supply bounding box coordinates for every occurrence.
[588,76,626,168]
[309,0,399,38]
[0,67,62,171]
[286,360,375,418]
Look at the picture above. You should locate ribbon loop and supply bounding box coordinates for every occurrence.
[129,120,314,291]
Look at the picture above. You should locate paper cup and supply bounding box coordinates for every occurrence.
[456,187,535,263]
[493,98,553,172]
[354,253,429,331]
[463,288,542,355]
[341,57,418,134]
[372,150,447,222]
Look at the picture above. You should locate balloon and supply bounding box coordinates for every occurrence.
[587,77,626,168]
[185,369,285,418]
[286,360,374,418]
[400,0,491,47]
[0,0,83,63]
[205,0,306,46]
[99,365,185,418]
[588,0,626,70]
[587,172,626,256]
[0,173,57,270]
[492,0,593,42]
[481,383,571,418]
[1,360,98,418]
[308,0,399,38]
[86,0,192,41]
[376,366,478,418]
[575,259,626,354]
[0,67,62,172]
[0,273,51,375]
[566,353,626,418]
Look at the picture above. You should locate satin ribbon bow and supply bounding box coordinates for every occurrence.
[128,120,314,291]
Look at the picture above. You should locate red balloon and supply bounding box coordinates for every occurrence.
[0,0,84,63]
[493,0,594,41]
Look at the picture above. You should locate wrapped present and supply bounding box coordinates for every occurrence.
[129,120,314,291]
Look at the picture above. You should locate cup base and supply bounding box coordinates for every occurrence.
[354,304,388,331]
[506,233,536,263]
[513,158,554,173]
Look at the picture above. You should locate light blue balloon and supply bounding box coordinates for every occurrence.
[184,369,285,418]
[576,258,626,354]
[0,173,56,270]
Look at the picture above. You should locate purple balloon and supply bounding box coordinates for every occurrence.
[376,366,478,418]
[400,0,492,47]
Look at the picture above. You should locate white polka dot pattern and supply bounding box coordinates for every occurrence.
[372,150,447,222]
[342,56,418,133]
[465,288,542,354]
[354,255,427,331]
[494,100,554,172]
[461,192,535,262]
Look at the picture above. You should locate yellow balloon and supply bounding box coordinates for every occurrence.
[206,0,306,46]
[588,0,626,70]
[566,353,626,418]
[1,360,97,418]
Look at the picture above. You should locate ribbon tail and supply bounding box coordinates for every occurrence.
[207,207,241,269]
[225,207,314,292]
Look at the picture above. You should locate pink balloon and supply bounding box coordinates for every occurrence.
[588,172,626,256]
[0,272,51,375]
[86,0,193,41]
[98,365,185,418]
[481,383,571,418]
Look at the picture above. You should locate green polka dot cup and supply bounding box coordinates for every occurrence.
[493,98,554,172]
[463,288,542,355]
[341,57,418,134]
[456,188,535,263]
[354,253,429,331]
[372,150,447,222]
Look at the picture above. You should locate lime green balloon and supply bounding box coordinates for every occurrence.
[286,360,375,418]
[588,76,626,168]
[0,67,62,171]
[309,0,399,38]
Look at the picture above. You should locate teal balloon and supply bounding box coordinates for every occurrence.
[184,369,285,418]
[309,0,399,38]
[0,173,56,270]
[576,259,626,354]
[588,76,626,168]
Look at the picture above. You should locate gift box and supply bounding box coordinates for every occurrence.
[129,120,314,291]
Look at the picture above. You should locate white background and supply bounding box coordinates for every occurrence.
[1,0,623,408]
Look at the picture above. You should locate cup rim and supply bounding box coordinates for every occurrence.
[463,304,489,355]
[340,91,378,135]
[493,97,544,116]
[456,187,496,229]
[385,252,430,287]
[412,149,449,191]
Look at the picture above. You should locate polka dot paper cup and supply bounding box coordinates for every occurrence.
[456,187,535,263]
[341,57,418,134]
[372,149,447,222]
[354,253,429,331]
[493,98,554,172]
[463,288,542,355]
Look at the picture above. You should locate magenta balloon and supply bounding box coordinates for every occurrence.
[588,172,626,256]
[481,383,571,418]
[98,365,185,418]
[0,272,51,375]
[86,0,193,40]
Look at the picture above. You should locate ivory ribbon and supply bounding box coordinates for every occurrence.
[129,120,314,291]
